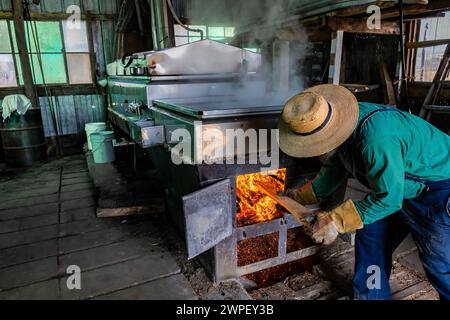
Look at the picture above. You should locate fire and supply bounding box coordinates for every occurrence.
[236,169,287,227]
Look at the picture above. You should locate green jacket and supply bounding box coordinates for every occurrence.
[312,102,450,225]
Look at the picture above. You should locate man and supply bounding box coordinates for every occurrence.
[278,84,450,300]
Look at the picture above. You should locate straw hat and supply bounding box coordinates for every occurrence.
[278,84,359,158]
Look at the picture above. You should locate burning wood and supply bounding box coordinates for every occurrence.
[236,169,287,227]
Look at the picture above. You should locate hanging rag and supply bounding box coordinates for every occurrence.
[1,94,32,121]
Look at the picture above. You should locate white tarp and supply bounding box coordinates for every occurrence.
[146,40,261,75]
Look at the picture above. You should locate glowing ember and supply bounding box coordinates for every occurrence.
[236,169,287,227]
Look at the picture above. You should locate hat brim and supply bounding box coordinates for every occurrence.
[278,84,359,158]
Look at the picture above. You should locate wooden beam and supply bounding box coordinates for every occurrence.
[327,16,400,35]
[380,62,397,106]
[409,82,450,99]
[11,0,38,108]
[331,1,397,17]
[406,38,450,49]
[328,30,344,85]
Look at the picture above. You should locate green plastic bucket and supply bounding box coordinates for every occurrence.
[90,131,115,164]
[85,122,107,150]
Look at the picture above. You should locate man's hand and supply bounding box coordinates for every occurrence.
[310,200,364,245]
[284,181,318,205]
[311,213,339,245]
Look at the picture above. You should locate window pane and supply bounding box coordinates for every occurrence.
[174,24,188,37]
[175,36,189,46]
[0,21,12,53]
[418,12,450,41]
[14,54,24,85]
[35,21,63,53]
[67,53,92,84]
[188,25,206,43]
[9,21,18,53]
[41,54,66,83]
[16,54,44,84]
[62,20,89,52]
[225,27,235,38]
[16,53,66,84]
[0,54,17,87]
[23,21,63,53]
[208,27,224,38]
[415,45,448,82]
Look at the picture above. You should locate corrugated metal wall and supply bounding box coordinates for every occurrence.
[39,95,105,137]
[0,0,119,138]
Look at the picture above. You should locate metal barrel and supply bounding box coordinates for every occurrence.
[0,109,46,167]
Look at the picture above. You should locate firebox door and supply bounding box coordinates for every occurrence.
[182,179,233,259]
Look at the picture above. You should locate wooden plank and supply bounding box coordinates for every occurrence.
[257,182,317,230]
[380,62,397,106]
[406,38,450,49]
[0,11,116,21]
[392,281,430,300]
[328,30,344,85]
[327,16,400,35]
[96,204,165,218]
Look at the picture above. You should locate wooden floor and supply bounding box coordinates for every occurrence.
[0,156,440,300]
[0,155,197,300]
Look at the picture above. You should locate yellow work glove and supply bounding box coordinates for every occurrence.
[285,181,318,205]
[311,199,363,245]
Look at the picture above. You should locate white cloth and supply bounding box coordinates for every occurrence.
[1,94,32,121]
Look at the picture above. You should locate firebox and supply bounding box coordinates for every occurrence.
[181,165,321,283]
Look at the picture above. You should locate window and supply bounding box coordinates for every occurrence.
[174,24,260,53]
[174,24,235,46]
[414,11,450,82]
[62,21,92,84]
[0,20,17,87]
[0,19,92,87]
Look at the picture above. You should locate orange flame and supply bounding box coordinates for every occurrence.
[236,169,287,227]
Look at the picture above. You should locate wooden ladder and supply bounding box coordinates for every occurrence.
[419,42,450,125]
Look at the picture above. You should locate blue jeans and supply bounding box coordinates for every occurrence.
[353,178,450,300]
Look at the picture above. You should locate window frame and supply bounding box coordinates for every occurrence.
[0,20,19,88]
[411,12,450,83]
[0,19,94,89]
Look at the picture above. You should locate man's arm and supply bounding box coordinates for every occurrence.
[287,155,348,205]
[311,137,405,244]
[312,156,349,201]
[354,137,405,224]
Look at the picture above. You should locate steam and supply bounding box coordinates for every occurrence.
[189,0,312,105]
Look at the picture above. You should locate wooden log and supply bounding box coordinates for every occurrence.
[257,182,317,230]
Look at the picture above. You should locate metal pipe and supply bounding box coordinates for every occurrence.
[166,0,204,40]
[134,0,145,36]
[148,0,160,50]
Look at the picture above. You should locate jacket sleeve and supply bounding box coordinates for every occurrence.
[312,156,349,200]
[354,138,405,224]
